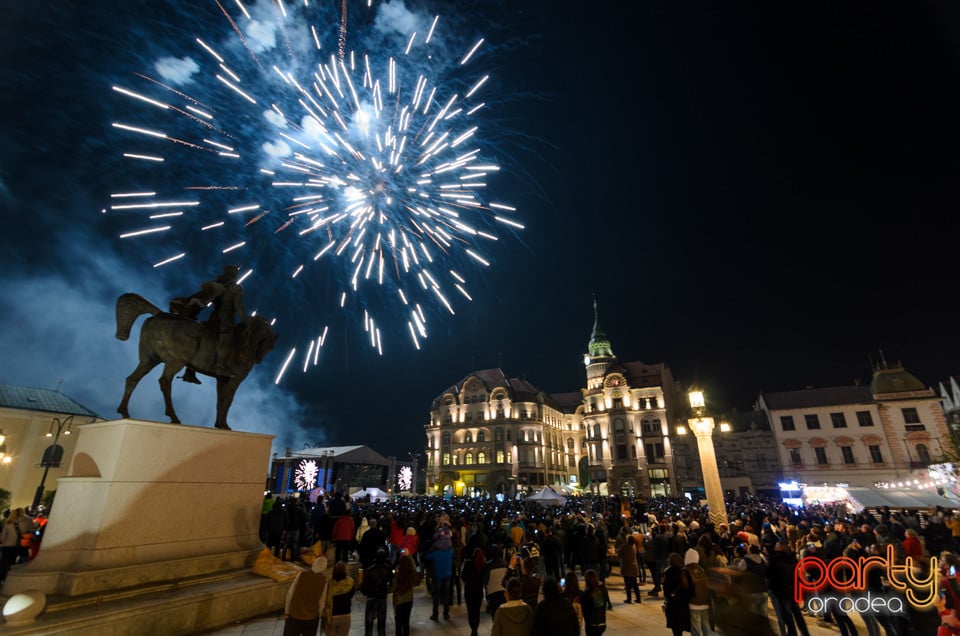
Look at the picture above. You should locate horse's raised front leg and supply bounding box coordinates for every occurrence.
[158,363,186,424]
[118,355,161,419]
[214,377,239,430]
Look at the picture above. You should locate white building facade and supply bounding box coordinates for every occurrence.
[759,365,950,488]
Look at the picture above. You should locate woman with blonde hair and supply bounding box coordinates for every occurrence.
[322,562,355,636]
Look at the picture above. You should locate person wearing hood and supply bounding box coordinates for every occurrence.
[493,577,535,636]
[284,555,328,636]
[323,561,355,636]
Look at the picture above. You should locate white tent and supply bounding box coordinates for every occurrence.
[350,487,391,502]
[526,487,566,506]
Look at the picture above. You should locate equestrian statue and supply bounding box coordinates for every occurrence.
[115,265,278,429]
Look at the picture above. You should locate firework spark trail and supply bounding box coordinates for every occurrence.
[108,0,524,378]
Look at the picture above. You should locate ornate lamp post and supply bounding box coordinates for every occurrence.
[680,390,728,526]
[32,415,74,510]
[0,428,13,465]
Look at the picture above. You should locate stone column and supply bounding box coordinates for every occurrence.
[691,416,728,527]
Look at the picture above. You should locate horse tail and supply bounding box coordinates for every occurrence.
[115,293,161,341]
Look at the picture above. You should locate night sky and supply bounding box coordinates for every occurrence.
[2,1,960,461]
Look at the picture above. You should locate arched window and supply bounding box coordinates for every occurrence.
[478,431,486,443]
[614,418,625,432]
[442,432,451,446]
[465,432,473,443]
[593,423,601,438]
[477,451,486,464]
[567,437,575,450]
[917,444,931,464]
[465,452,474,465]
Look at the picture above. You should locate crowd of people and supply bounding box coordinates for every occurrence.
[262,490,960,636]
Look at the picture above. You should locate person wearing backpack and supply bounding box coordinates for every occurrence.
[685,548,712,636]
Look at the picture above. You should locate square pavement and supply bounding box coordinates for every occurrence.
[200,565,843,636]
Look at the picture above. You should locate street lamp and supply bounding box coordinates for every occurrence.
[680,390,728,526]
[0,429,12,465]
[32,416,74,510]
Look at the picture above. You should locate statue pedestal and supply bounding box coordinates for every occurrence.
[4,419,273,596]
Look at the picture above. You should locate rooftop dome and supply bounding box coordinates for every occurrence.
[870,365,926,395]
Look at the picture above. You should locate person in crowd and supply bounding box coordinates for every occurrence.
[462,546,489,636]
[519,556,542,608]
[486,544,510,617]
[398,526,420,565]
[285,498,306,562]
[767,539,809,636]
[685,548,712,636]
[392,548,418,636]
[283,555,327,636]
[903,528,924,561]
[578,524,604,583]
[452,517,465,605]
[356,517,370,545]
[331,511,355,564]
[0,511,23,588]
[543,526,564,582]
[561,570,584,632]
[493,576,535,636]
[361,548,393,636]
[618,530,641,604]
[359,518,386,570]
[532,576,579,636]
[323,561,355,636]
[663,552,693,636]
[736,543,769,618]
[426,525,454,621]
[266,499,289,559]
[581,569,610,636]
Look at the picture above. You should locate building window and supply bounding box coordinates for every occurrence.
[506,451,512,463]
[567,438,574,450]
[868,445,883,464]
[496,428,503,441]
[569,456,575,467]
[465,453,474,465]
[902,408,921,424]
[645,443,664,461]
[593,424,602,438]
[442,432,451,446]
[596,444,603,460]
[465,432,472,443]
[841,446,855,465]
[452,454,459,466]
[613,397,623,409]
[506,430,511,441]
[856,411,874,427]
[496,450,504,464]
[780,416,795,431]
[917,444,931,464]
[617,444,627,460]
[442,453,450,466]
[614,419,625,432]
[478,432,485,443]
[830,413,847,428]
[814,447,828,465]
[805,414,821,430]
[789,448,802,466]
[478,451,486,464]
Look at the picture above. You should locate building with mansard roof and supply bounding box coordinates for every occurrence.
[759,363,950,488]
[424,302,687,498]
[0,384,104,510]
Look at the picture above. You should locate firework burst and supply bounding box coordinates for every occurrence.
[106,0,522,382]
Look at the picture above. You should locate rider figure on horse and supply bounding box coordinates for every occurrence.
[169,265,248,384]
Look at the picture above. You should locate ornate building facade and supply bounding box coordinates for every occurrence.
[424,305,686,498]
[759,363,951,488]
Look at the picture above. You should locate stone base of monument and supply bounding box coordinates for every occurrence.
[1,419,286,634]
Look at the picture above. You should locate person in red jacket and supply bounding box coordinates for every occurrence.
[332,514,356,563]
[903,528,924,561]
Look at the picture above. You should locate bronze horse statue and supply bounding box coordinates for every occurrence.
[115,293,278,429]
